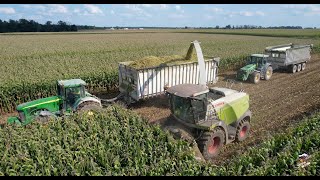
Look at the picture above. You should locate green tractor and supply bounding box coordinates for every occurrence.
[7,79,102,126]
[165,84,251,161]
[237,54,273,84]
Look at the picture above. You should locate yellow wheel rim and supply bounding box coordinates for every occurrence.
[255,75,259,81]
[267,69,271,76]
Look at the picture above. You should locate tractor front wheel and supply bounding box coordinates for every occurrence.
[235,118,251,142]
[198,127,225,160]
[264,66,273,81]
[250,72,261,84]
[77,101,102,116]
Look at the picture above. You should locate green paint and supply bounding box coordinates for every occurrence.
[237,64,257,81]
[17,96,61,111]
[217,94,250,125]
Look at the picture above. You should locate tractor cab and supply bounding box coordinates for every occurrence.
[57,79,87,111]
[246,54,269,68]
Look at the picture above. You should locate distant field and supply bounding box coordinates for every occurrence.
[173,28,320,39]
[1,31,318,85]
[2,28,320,39]
[0,30,319,113]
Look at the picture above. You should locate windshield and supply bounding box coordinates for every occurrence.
[248,56,262,64]
[66,87,81,106]
[171,93,207,123]
[171,95,193,123]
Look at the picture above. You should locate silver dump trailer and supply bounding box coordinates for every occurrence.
[116,41,220,104]
[264,43,313,73]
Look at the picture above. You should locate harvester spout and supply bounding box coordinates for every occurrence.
[186,40,207,86]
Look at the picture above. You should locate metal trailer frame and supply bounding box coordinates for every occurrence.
[118,58,220,104]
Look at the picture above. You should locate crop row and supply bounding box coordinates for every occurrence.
[1,106,320,176]
[218,111,320,176]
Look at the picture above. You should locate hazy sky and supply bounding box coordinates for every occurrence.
[0,4,319,27]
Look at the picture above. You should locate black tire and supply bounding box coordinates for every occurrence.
[264,66,273,81]
[197,128,225,160]
[250,72,261,84]
[297,63,302,72]
[291,64,297,73]
[301,63,306,71]
[77,101,102,116]
[235,118,251,142]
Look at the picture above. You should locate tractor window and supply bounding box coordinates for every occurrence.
[57,84,61,96]
[80,85,85,97]
[249,56,262,64]
[66,87,81,107]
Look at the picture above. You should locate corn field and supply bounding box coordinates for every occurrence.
[0,31,319,113]
[1,105,320,176]
[218,111,320,176]
[0,106,208,176]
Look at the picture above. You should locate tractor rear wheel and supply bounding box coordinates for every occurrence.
[297,63,302,72]
[250,72,260,84]
[264,66,273,81]
[77,101,102,116]
[198,127,225,160]
[301,63,306,71]
[291,64,297,73]
[235,118,251,142]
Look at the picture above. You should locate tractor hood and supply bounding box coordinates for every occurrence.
[237,64,257,81]
[17,96,61,111]
[240,64,256,71]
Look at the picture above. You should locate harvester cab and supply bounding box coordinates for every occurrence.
[7,79,102,126]
[237,54,272,84]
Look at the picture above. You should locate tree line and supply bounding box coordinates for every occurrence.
[0,19,78,33]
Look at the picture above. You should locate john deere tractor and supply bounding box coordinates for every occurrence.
[165,84,251,161]
[237,54,273,84]
[7,79,102,126]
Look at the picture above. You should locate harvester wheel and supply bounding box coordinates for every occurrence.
[77,101,102,116]
[301,63,306,71]
[264,66,273,81]
[291,64,297,73]
[297,64,302,72]
[198,127,225,160]
[235,118,251,142]
[250,72,260,84]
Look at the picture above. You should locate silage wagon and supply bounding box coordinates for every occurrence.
[115,41,220,104]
